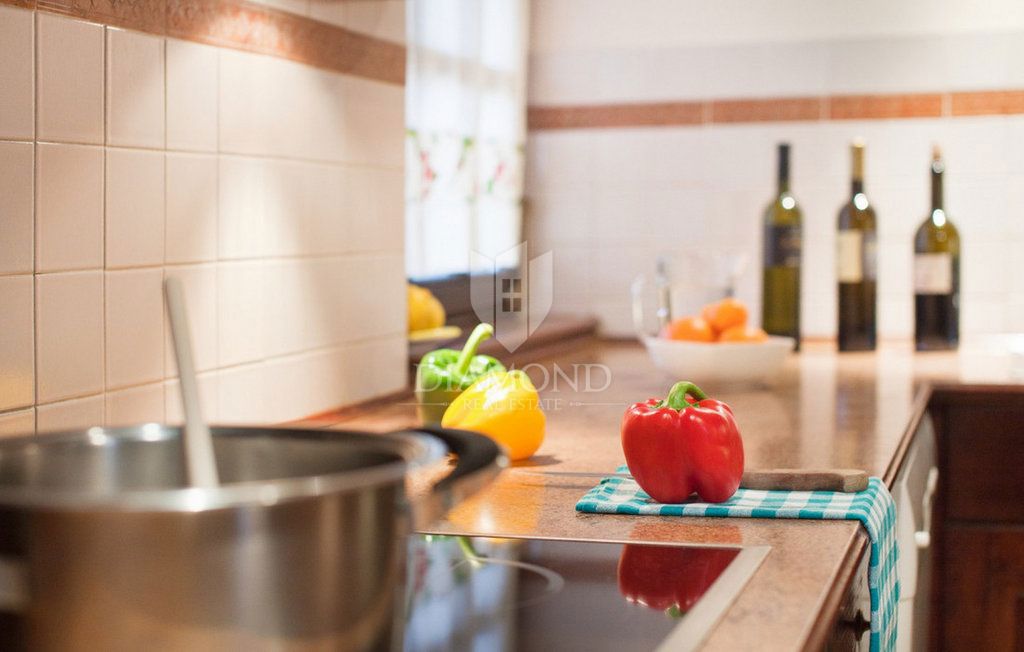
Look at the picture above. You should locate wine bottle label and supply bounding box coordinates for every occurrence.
[914,253,953,294]
[863,232,877,281]
[765,224,801,267]
[837,230,863,282]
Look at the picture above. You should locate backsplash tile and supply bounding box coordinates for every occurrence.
[105,268,164,389]
[37,394,104,433]
[4,5,407,429]
[217,362,267,424]
[0,5,34,140]
[346,167,405,253]
[105,148,165,268]
[217,155,267,259]
[0,141,34,275]
[165,152,218,263]
[36,271,104,402]
[166,39,217,152]
[336,335,407,405]
[106,28,165,148]
[35,142,104,272]
[0,409,35,438]
[216,261,266,367]
[0,276,35,411]
[105,381,165,426]
[36,13,104,144]
[527,116,1024,339]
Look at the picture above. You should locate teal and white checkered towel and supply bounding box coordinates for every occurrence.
[576,466,899,652]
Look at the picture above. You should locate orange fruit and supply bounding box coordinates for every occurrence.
[702,298,748,333]
[717,325,769,343]
[660,317,714,342]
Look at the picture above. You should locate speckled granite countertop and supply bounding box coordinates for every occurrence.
[311,339,1015,650]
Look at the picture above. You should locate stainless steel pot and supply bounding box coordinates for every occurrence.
[0,424,504,651]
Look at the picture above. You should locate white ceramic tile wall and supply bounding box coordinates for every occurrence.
[527,116,1024,340]
[166,153,218,263]
[531,30,1024,105]
[36,13,104,144]
[0,276,35,411]
[0,7,407,432]
[36,394,104,432]
[35,143,104,272]
[527,5,1024,341]
[0,409,35,438]
[166,40,218,152]
[0,141,34,274]
[106,382,165,426]
[106,28,165,148]
[529,0,1024,59]
[106,268,165,389]
[36,271,104,402]
[0,6,34,140]
[105,148,165,268]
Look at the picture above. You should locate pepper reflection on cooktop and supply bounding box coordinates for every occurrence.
[402,535,766,652]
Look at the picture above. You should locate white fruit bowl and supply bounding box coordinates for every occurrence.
[642,335,796,385]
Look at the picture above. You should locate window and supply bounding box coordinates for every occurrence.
[405,0,529,281]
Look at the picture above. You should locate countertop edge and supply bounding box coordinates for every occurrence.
[801,531,870,651]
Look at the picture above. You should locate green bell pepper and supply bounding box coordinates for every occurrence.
[415,323,505,424]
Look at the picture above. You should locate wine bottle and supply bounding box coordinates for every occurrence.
[762,143,802,348]
[914,146,960,350]
[837,140,877,351]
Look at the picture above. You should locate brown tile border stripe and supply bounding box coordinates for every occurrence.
[529,88,1024,130]
[951,90,1024,116]
[10,0,405,85]
[528,102,702,129]
[828,93,943,120]
[710,97,823,123]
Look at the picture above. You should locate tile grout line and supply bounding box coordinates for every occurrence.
[213,39,221,417]
[32,8,39,433]
[101,23,108,425]
[25,141,404,172]
[161,34,169,422]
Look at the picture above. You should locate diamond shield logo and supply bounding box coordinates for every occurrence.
[470,243,553,352]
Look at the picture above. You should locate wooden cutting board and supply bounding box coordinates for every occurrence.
[516,468,870,493]
[739,468,869,493]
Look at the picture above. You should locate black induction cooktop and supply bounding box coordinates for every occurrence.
[401,535,768,652]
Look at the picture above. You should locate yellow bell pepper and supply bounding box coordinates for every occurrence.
[441,370,545,461]
[408,284,446,333]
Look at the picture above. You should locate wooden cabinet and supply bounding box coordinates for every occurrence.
[940,526,1024,650]
[928,386,1024,651]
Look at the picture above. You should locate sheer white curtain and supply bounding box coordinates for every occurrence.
[405,0,529,280]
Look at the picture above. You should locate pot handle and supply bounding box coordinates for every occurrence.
[416,425,503,490]
[406,425,507,529]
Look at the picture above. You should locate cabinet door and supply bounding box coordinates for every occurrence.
[940,526,1024,651]
[892,413,937,652]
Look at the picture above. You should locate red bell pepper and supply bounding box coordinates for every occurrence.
[617,544,739,617]
[621,380,744,503]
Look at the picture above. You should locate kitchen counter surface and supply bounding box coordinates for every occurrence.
[314,338,1017,650]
